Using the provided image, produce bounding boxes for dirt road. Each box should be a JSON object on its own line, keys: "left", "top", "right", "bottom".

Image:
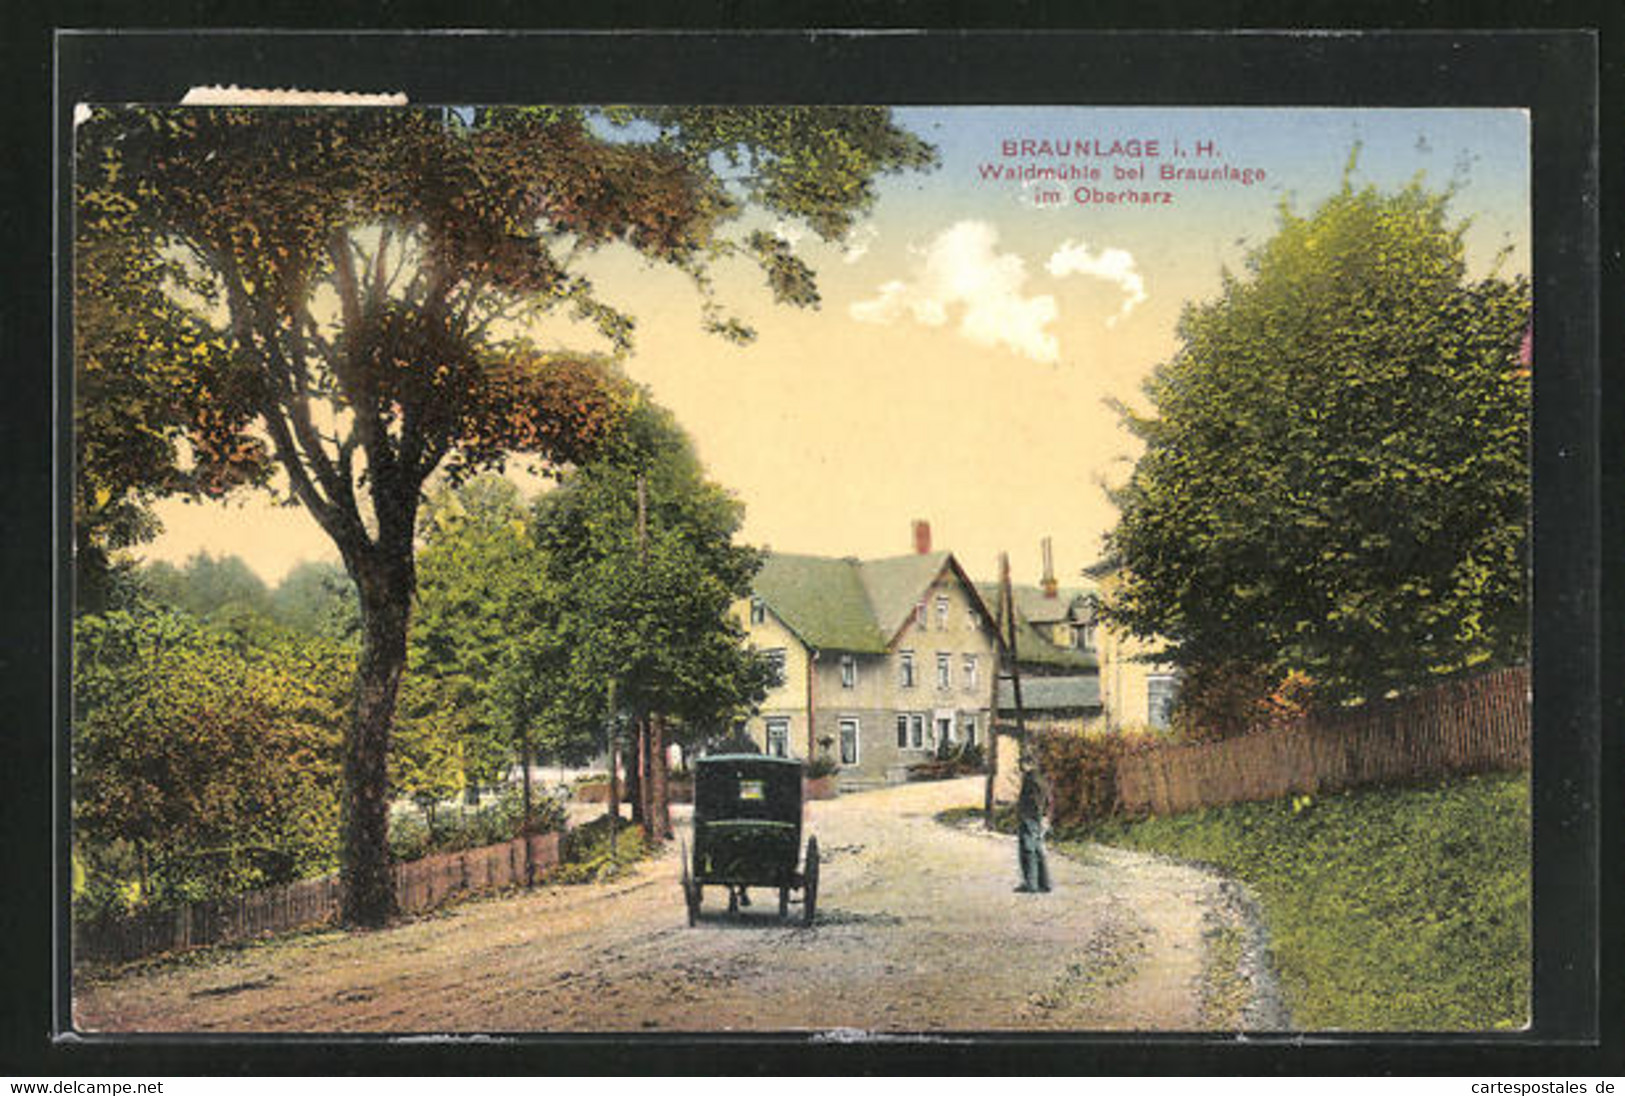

{"left": 74, "top": 777, "right": 1285, "bottom": 1034}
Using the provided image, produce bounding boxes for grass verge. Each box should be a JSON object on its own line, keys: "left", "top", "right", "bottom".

{"left": 1066, "top": 771, "right": 1530, "bottom": 1031}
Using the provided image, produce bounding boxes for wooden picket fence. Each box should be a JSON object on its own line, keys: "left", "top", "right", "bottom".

{"left": 1112, "top": 665, "right": 1530, "bottom": 818}
{"left": 75, "top": 831, "right": 563, "bottom": 966}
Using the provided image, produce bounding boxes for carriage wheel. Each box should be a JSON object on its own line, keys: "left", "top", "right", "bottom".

{"left": 802, "top": 836, "right": 820, "bottom": 926}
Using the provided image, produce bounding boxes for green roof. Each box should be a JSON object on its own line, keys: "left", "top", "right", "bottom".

{"left": 753, "top": 553, "right": 891, "bottom": 653}
{"left": 753, "top": 549, "right": 1001, "bottom": 654}
{"left": 975, "top": 582, "right": 1098, "bottom": 670}
{"left": 856, "top": 551, "right": 956, "bottom": 642}
{"left": 977, "top": 582, "right": 1094, "bottom": 625}
{"left": 996, "top": 675, "right": 1102, "bottom": 712}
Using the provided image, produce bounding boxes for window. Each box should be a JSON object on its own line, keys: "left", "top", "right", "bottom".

{"left": 963, "top": 715, "right": 977, "bottom": 747}
{"left": 839, "top": 718, "right": 860, "bottom": 765}
{"left": 899, "top": 650, "right": 915, "bottom": 688}
{"left": 916, "top": 601, "right": 928, "bottom": 628}
{"left": 963, "top": 654, "right": 978, "bottom": 690}
{"left": 935, "top": 595, "right": 950, "bottom": 630}
{"left": 1074, "top": 623, "right": 1095, "bottom": 651}
{"left": 764, "top": 648, "right": 787, "bottom": 687}
{"left": 765, "top": 718, "right": 790, "bottom": 758}
{"left": 896, "top": 714, "right": 910, "bottom": 748}
{"left": 840, "top": 655, "right": 857, "bottom": 689}
{"left": 1147, "top": 674, "right": 1179, "bottom": 730}
{"left": 749, "top": 597, "right": 766, "bottom": 626}
{"left": 936, "top": 652, "right": 951, "bottom": 689}
{"left": 909, "top": 713, "right": 925, "bottom": 749}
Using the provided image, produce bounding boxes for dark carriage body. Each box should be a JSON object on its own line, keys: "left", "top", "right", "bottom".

{"left": 684, "top": 754, "right": 818, "bottom": 924}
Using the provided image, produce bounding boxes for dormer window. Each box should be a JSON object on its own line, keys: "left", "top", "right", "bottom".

{"left": 840, "top": 655, "right": 857, "bottom": 689}
{"left": 749, "top": 597, "right": 766, "bottom": 626}
{"left": 935, "top": 595, "right": 950, "bottom": 630}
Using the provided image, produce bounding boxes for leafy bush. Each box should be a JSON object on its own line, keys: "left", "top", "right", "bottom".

{"left": 1036, "top": 729, "right": 1162, "bottom": 826}
{"left": 388, "top": 811, "right": 433, "bottom": 863}
{"left": 805, "top": 754, "right": 840, "bottom": 779}
{"left": 907, "top": 741, "right": 985, "bottom": 781}
{"left": 73, "top": 605, "right": 348, "bottom": 911}
{"left": 553, "top": 815, "right": 655, "bottom": 884}
{"left": 1072, "top": 771, "right": 1530, "bottom": 1030}
{"left": 390, "top": 785, "right": 566, "bottom": 863}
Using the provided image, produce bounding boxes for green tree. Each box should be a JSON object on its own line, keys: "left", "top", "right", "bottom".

{"left": 1101, "top": 176, "right": 1530, "bottom": 708}
{"left": 78, "top": 106, "right": 933, "bottom": 925}
{"left": 139, "top": 551, "right": 271, "bottom": 620}
{"left": 505, "top": 397, "right": 774, "bottom": 833}
{"left": 410, "top": 475, "right": 546, "bottom": 795}
{"left": 270, "top": 560, "right": 360, "bottom": 640}
{"left": 73, "top": 606, "right": 349, "bottom": 907}
{"left": 74, "top": 166, "right": 265, "bottom": 613}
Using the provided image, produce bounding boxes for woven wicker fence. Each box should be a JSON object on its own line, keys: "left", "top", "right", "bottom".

{"left": 1113, "top": 665, "right": 1529, "bottom": 818}
{"left": 76, "top": 831, "right": 563, "bottom": 966}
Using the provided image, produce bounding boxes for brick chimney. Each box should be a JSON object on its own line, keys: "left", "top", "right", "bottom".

{"left": 1041, "top": 536, "right": 1058, "bottom": 598}
{"left": 912, "top": 519, "right": 932, "bottom": 555}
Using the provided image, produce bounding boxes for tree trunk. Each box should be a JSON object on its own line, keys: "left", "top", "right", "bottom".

{"left": 649, "top": 712, "right": 671, "bottom": 840}
{"left": 340, "top": 553, "right": 411, "bottom": 928}
{"left": 520, "top": 723, "right": 535, "bottom": 886}
{"left": 626, "top": 717, "right": 645, "bottom": 826}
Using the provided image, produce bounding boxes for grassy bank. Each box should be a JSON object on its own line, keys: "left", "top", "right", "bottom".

{"left": 1068, "top": 771, "right": 1530, "bottom": 1031}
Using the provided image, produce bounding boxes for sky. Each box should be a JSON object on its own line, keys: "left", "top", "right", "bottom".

{"left": 139, "top": 106, "right": 1530, "bottom": 590}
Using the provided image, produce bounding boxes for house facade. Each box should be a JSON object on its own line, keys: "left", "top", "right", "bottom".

{"left": 732, "top": 535, "right": 1003, "bottom": 787}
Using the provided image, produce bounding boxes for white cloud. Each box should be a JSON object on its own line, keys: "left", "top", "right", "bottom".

{"left": 1045, "top": 240, "right": 1147, "bottom": 327}
{"left": 849, "top": 220, "right": 1059, "bottom": 362}
{"left": 772, "top": 220, "right": 805, "bottom": 248}
{"left": 841, "top": 223, "right": 879, "bottom": 264}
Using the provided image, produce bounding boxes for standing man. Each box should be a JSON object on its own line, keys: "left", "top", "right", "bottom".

{"left": 1016, "top": 766, "right": 1052, "bottom": 893}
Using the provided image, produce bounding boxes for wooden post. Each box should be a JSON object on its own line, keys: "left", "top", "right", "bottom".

{"left": 520, "top": 721, "right": 535, "bottom": 886}
{"left": 999, "top": 552, "right": 1029, "bottom": 771}
{"left": 606, "top": 679, "right": 619, "bottom": 864}
{"left": 634, "top": 473, "right": 653, "bottom": 837}
{"left": 983, "top": 583, "right": 1001, "bottom": 829}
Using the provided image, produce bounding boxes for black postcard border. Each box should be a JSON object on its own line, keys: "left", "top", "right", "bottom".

{"left": 9, "top": 23, "right": 1611, "bottom": 1076}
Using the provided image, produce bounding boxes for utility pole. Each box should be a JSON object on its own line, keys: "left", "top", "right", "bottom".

{"left": 606, "top": 678, "right": 619, "bottom": 864}
{"left": 986, "top": 552, "right": 1028, "bottom": 829}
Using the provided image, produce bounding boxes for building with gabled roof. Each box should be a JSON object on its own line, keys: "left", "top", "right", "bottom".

{"left": 734, "top": 532, "right": 1002, "bottom": 787}
{"left": 732, "top": 523, "right": 1116, "bottom": 787}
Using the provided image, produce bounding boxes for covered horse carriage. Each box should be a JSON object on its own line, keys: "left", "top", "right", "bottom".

{"left": 682, "top": 754, "right": 819, "bottom": 925}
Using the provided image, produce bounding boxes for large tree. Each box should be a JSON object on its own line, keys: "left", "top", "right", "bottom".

{"left": 78, "top": 105, "right": 933, "bottom": 924}
{"left": 503, "top": 396, "right": 775, "bottom": 835}
{"left": 411, "top": 475, "right": 545, "bottom": 794}
{"left": 1101, "top": 176, "right": 1530, "bottom": 708}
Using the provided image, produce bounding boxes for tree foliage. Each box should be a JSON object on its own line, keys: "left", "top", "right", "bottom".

{"left": 77, "top": 104, "right": 933, "bottom": 924}
{"left": 73, "top": 605, "right": 350, "bottom": 907}
{"left": 138, "top": 551, "right": 270, "bottom": 620}
{"left": 409, "top": 475, "right": 545, "bottom": 790}
{"left": 1101, "top": 177, "right": 1530, "bottom": 707}
{"left": 502, "top": 397, "right": 774, "bottom": 765}
{"left": 270, "top": 560, "right": 360, "bottom": 640}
